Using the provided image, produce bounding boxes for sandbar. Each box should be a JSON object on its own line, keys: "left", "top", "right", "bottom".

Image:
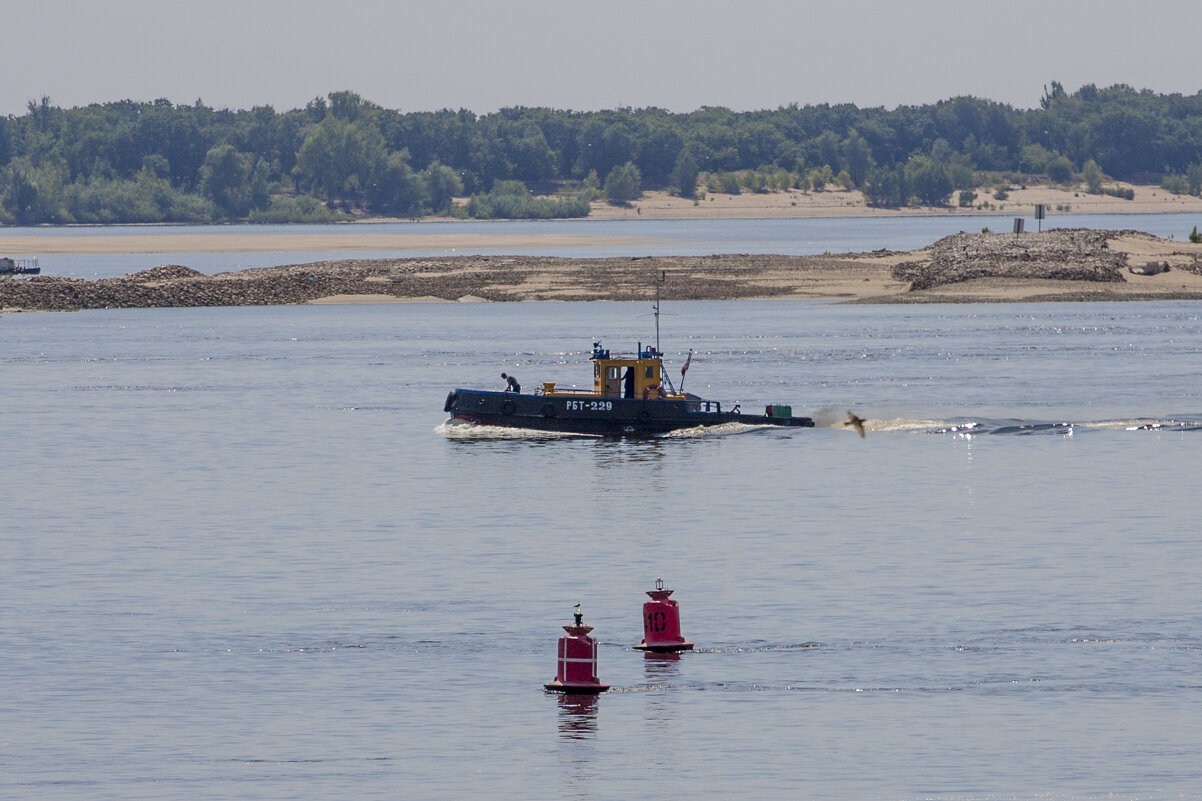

{"left": 4, "top": 229, "right": 1201, "bottom": 313}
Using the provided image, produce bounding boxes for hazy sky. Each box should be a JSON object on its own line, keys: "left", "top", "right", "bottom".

{"left": 6, "top": 0, "right": 1201, "bottom": 118}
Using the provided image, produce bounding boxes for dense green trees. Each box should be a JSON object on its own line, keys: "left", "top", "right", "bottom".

{"left": 603, "top": 162, "right": 642, "bottom": 205}
{"left": 294, "top": 115, "right": 386, "bottom": 207}
{"left": 367, "top": 150, "right": 424, "bottom": 217}
{"left": 4, "top": 82, "right": 1202, "bottom": 224}
{"left": 905, "top": 156, "right": 954, "bottom": 206}
{"left": 466, "top": 179, "right": 590, "bottom": 219}
{"left": 200, "top": 144, "right": 268, "bottom": 218}
{"left": 1190, "top": 163, "right": 1202, "bottom": 194}
{"left": 862, "top": 154, "right": 960, "bottom": 208}
{"left": 422, "top": 162, "right": 464, "bottom": 214}
{"left": 669, "top": 149, "right": 700, "bottom": 198}
{"left": 862, "top": 165, "right": 907, "bottom": 208}
{"left": 1083, "top": 159, "right": 1104, "bottom": 193}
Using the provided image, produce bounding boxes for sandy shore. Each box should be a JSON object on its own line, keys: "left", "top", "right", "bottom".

{"left": 586, "top": 183, "right": 1202, "bottom": 220}
{"left": 2, "top": 183, "right": 1200, "bottom": 258}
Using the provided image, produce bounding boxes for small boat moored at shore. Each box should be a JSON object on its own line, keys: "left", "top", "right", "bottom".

{"left": 444, "top": 338, "right": 813, "bottom": 436}
{"left": 0, "top": 257, "right": 40, "bottom": 277}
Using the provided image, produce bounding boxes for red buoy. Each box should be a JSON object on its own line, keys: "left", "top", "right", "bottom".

{"left": 544, "top": 604, "right": 611, "bottom": 694}
{"left": 634, "top": 578, "right": 694, "bottom": 653}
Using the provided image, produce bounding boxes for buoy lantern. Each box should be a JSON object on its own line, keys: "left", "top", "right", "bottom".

{"left": 544, "top": 604, "right": 611, "bottom": 694}
{"left": 634, "top": 578, "right": 694, "bottom": 653}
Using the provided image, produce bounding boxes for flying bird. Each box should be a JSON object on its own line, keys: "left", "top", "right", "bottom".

{"left": 844, "top": 411, "right": 867, "bottom": 438}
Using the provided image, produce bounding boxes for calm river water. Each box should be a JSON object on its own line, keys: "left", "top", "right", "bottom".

{"left": 3, "top": 289, "right": 1201, "bottom": 800}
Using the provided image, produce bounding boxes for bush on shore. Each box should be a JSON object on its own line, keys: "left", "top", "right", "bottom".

{"left": 248, "top": 196, "right": 348, "bottom": 223}
{"left": 467, "top": 180, "right": 591, "bottom": 219}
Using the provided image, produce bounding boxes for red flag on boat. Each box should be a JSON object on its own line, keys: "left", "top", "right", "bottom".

{"left": 681, "top": 350, "right": 692, "bottom": 377}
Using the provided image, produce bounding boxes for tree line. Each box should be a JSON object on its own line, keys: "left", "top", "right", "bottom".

{"left": 3, "top": 82, "right": 1202, "bottom": 226}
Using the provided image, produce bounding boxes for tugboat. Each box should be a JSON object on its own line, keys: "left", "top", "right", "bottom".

{"left": 445, "top": 274, "right": 814, "bottom": 437}
{"left": 444, "top": 339, "right": 813, "bottom": 436}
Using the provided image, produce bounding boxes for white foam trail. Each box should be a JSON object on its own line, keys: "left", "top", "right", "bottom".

{"left": 811, "top": 407, "right": 966, "bottom": 435}
{"left": 1092, "top": 418, "right": 1197, "bottom": 431}
{"left": 436, "top": 419, "right": 777, "bottom": 440}
{"left": 434, "top": 420, "right": 593, "bottom": 439}
{"left": 660, "top": 422, "right": 768, "bottom": 438}
{"left": 437, "top": 416, "right": 1198, "bottom": 440}
{"left": 870, "top": 417, "right": 973, "bottom": 434}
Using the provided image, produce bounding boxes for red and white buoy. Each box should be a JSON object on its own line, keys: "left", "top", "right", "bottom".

{"left": 634, "top": 578, "right": 694, "bottom": 653}
{"left": 544, "top": 604, "right": 611, "bottom": 694}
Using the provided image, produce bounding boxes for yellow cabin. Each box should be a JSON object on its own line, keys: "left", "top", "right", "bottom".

{"left": 540, "top": 342, "right": 684, "bottom": 400}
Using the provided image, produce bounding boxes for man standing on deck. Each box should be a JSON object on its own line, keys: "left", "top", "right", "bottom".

{"left": 501, "top": 372, "right": 520, "bottom": 393}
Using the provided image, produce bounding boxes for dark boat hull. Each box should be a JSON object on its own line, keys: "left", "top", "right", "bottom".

{"left": 444, "top": 389, "right": 813, "bottom": 436}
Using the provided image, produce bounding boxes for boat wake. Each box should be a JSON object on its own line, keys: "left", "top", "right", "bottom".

{"left": 435, "top": 419, "right": 787, "bottom": 440}
{"left": 814, "top": 414, "right": 1202, "bottom": 437}
{"left": 438, "top": 415, "right": 1202, "bottom": 440}
{"left": 435, "top": 420, "right": 596, "bottom": 440}
{"left": 659, "top": 421, "right": 783, "bottom": 439}
{"left": 929, "top": 417, "right": 1202, "bottom": 436}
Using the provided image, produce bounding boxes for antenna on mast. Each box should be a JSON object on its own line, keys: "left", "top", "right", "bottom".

{"left": 653, "top": 270, "right": 665, "bottom": 354}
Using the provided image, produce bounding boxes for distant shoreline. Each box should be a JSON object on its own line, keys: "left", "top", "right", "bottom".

{"left": 3, "top": 229, "right": 1201, "bottom": 312}
{"left": 585, "top": 183, "right": 1202, "bottom": 222}
{"left": 2, "top": 183, "right": 1201, "bottom": 259}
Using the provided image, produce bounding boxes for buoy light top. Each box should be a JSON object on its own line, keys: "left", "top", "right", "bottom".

{"left": 647, "top": 577, "right": 675, "bottom": 600}
{"left": 564, "top": 603, "right": 594, "bottom": 635}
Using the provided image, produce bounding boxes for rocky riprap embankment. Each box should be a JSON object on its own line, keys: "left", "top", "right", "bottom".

{"left": 891, "top": 228, "right": 1130, "bottom": 291}
{"left": 3, "top": 229, "right": 1197, "bottom": 311}
{"left": 0, "top": 254, "right": 872, "bottom": 311}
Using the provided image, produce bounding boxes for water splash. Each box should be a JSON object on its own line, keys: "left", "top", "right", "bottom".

{"left": 434, "top": 420, "right": 592, "bottom": 440}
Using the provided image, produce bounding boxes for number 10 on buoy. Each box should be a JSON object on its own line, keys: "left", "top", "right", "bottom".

{"left": 634, "top": 578, "right": 694, "bottom": 653}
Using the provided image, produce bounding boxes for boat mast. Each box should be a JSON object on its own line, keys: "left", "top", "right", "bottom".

{"left": 653, "top": 270, "right": 665, "bottom": 354}
{"left": 652, "top": 270, "right": 680, "bottom": 395}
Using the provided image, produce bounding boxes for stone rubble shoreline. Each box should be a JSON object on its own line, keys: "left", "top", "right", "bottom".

{"left": 3, "top": 229, "right": 1201, "bottom": 311}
